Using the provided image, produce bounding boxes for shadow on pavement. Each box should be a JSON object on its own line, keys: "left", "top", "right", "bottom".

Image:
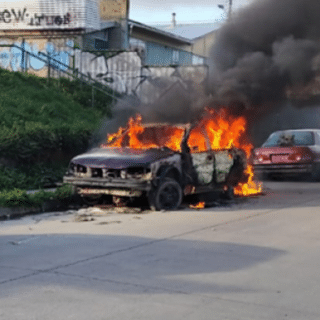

{"left": 0, "top": 233, "right": 286, "bottom": 295}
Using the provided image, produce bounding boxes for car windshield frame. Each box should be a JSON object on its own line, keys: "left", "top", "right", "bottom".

{"left": 262, "top": 131, "right": 315, "bottom": 147}
{"left": 104, "top": 123, "right": 188, "bottom": 151}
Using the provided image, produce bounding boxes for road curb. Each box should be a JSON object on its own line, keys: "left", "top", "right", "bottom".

{"left": 0, "top": 200, "right": 70, "bottom": 220}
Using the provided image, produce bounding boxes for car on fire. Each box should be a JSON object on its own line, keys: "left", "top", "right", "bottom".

{"left": 253, "top": 129, "right": 320, "bottom": 180}
{"left": 63, "top": 121, "right": 249, "bottom": 211}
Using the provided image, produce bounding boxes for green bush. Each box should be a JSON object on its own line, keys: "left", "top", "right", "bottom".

{"left": 0, "top": 184, "right": 73, "bottom": 208}
{"left": 0, "top": 163, "right": 68, "bottom": 190}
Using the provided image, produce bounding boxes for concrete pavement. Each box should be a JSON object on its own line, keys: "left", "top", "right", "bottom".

{"left": 1, "top": 181, "right": 320, "bottom": 320}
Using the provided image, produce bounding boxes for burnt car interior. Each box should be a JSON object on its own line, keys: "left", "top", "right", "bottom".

{"left": 64, "top": 122, "right": 248, "bottom": 211}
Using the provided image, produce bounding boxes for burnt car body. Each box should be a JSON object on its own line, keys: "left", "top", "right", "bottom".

{"left": 253, "top": 129, "right": 320, "bottom": 180}
{"left": 64, "top": 123, "right": 248, "bottom": 210}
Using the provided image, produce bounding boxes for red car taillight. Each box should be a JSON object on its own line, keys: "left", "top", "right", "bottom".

{"left": 288, "top": 152, "right": 313, "bottom": 162}
{"left": 253, "top": 151, "right": 269, "bottom": 163}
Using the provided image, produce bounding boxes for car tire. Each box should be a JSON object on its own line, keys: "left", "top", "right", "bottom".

{"left": 148, "top": 178, "right": 183, "bottom": 211}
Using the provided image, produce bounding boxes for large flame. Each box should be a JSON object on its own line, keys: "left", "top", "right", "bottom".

{"left": 102, "top": 107, "right": 262, "bottom": 196}
{"left": 235, "top": 165, "right": 262, "bottom": 196}
{"left": 104, "top": 114, "right": 185, "bottom": 152}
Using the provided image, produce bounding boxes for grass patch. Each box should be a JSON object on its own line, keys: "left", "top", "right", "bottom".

{"left": 0, "top": 68, "right": 117, "bottom": 198}
{"left": 0, "top": 69, "right": 105, "bottom": 164}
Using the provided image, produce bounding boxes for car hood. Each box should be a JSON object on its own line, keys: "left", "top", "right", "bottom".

{"left": 71, "top": 147, "right": 176, "bottom": 169}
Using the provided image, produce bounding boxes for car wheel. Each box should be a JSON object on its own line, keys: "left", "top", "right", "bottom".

{"left": 148, "top": 178, "right": 183, "bottom": 211}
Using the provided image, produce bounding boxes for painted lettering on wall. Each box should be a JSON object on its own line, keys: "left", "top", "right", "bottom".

{"left": 0, "top": 8, "right": 71, "bottom": 27}
{"left": 0, "top": 40, "right": 74, "bottom": 72}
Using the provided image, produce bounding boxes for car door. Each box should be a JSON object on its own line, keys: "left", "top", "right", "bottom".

{"left": 190, "top": 151, "right": 215, "bottom": 185}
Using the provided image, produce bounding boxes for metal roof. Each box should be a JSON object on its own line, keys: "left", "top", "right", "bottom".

{"left": 128, "top": 20, "right": 193, "bottom": 45}
{"left": 153, "top": 22, "right": 222, "bottom": 40}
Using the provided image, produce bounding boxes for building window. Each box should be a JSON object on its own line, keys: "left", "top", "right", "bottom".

{"left": 172, "top": 50, "right": 179, "bottom": 64}
{"left": 94, "top": 39, "right": 108, "bottom": 50}
{"left": 192, "top": 55, "right": 204, "bottom": 65}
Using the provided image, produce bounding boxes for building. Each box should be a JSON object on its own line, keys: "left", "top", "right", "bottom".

{"left": 0, "top": 0, "right": 219, "bottom": 100}
{"left": 154, "top": 18, "right": 223, "bottom": 61}
{"left": 82, "top": 19, "right": 207, "bottom": 67}
{"left": 0, "top": 0, "right": 216, "bottom": 75}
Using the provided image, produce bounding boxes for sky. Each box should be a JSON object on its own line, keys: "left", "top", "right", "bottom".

{"left": 129, "top": 0, "right": 255, "bottom": 25}
{"left": 4, "top": 0, "right": 254, "bottom": 25}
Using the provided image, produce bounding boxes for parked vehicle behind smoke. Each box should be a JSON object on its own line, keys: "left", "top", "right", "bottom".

{"left": 253, "top": 129, "right": 320, "bottom": 180}
{"left": 63, "top": 122, "right": 249, "bottom": 211}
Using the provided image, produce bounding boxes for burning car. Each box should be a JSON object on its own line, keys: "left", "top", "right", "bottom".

{"left": 253, "top": 129, "right": 320, "bottom": 180}
{"left": 64, "top": 108, "right": 261, "bottom": 210}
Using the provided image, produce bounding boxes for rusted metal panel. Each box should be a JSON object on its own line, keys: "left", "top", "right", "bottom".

{"left": 99, "top": 0, "right": 129, "bottom": 21}
{"left": 0, "top": 0, "right": 99, "bottom": 31}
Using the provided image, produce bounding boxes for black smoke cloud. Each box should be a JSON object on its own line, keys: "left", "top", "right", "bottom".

{"left": 95, "top": 0, "right": 320, "bottom": 147}
{"left": 208, "top": 0, "right": 320, "bottom": 115}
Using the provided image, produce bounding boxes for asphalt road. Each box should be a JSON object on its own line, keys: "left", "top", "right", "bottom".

{"left": 1, "top": 180, "right": 320, "bottom": 320}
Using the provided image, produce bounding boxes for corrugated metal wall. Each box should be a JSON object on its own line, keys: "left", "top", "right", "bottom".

{"left": 73, "top": 50, "right": 207, "bottom": 102}
{"left": 179, "top": 50, "right": 193, "bottom": 66}
{"left": 145, "top": 42, "right": 172, "bottom": 66}
{"left": 145, "top": 41, "right": 194, "bottom": 67}
{"left": 0, "top": 0, "right": 99, "bottom": 30}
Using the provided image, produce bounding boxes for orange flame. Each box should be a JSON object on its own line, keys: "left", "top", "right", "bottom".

{"left": 103, "top": 114, "right": 184, "bottom": 151}
{"left": 190, "top": 201, "right": 206, "bottom": 209}
{"left": 102, "top": 107, "right": 262, "bottom": 196}
{"left": 234, "top": 165, "right": 263, "bottom": 196}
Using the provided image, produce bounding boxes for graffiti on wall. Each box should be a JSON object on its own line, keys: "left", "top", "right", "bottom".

{"left": 74, "top": 50, "right": 207, "bottom": 104}
{"left": 0, "top": 8, "right": 72, "bottom": 27}
{"left": 0, "top": 40, "right": 207, "bottom": 103}
{"left": 74, "top": 50, "right": 142, "bottom": 95}
{"left": 0, "top": 39, "right": 74, "bottom": 72}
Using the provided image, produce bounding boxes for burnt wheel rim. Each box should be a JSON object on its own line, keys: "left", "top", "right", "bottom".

{"left": 158, "top": 184, "right": 180, "bottom": 210}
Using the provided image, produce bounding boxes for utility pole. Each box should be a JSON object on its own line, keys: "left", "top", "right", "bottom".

{"left": 228, "top": 0, "right": 232, "bottom": 19}
{"left": 218, "top": 0, "right": 233, "bottom": 20}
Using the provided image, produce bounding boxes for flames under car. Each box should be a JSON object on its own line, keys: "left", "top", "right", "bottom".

{"left": 64, "top": 122, "right": 249, "bottom": 210}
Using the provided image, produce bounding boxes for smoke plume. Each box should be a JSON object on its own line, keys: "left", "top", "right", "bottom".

{"left": 208, "top": 0, "right": 320, "bottom": 116}
{"left": 95, "top": 0, "right": 320, "bottom": 147}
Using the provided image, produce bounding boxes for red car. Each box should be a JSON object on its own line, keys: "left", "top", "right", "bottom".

{"left": 253, "top": 129, "right": 320, "bottom": 180}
